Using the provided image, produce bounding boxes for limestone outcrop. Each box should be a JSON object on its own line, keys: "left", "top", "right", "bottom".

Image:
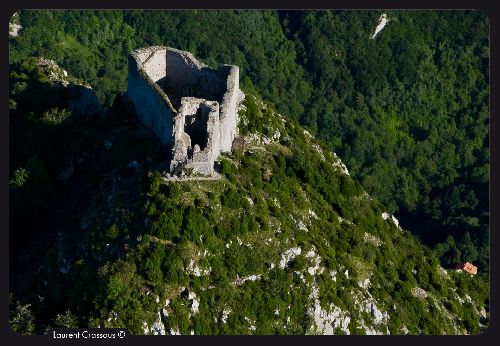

{"left": 127, "top": 46, "right": 244, "bottom": 176}
{"left": 37, "top": 57, "right": 100, "bottom": 117}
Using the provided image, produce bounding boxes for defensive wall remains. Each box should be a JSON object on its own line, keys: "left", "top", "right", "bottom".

{"left": 127, "top": 46, "right": 244, "bottom": 176}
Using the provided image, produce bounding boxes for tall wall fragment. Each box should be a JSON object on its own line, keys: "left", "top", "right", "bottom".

{"left": 126, "top": 46, "right": 244, "bottom": 175}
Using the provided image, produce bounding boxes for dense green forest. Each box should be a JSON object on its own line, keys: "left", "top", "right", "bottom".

{"left": 9, "top": 10, "right": 488, "bottom": 274}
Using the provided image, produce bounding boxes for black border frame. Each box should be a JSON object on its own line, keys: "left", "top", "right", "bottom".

{"left": 2, "top": 1, "right": 497, "bottom": 345}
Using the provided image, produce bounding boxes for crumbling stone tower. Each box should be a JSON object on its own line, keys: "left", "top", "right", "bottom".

{"left": 127, "top": 46, "right": 244, "bottom": 176}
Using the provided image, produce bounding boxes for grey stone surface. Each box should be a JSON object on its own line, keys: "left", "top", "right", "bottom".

{"left": 170, "top": 98, "right": 220, "bottom": 176}
{"left": 67, "top": 84, "right": 100, "bottom": 117}
{"left": 127, "top": 46, "right": 244, "bottom": 176}
{"left": 127, "top": 51, "right": 175, "bottom": 145}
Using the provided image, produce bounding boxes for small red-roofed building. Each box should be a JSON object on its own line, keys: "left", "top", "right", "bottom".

{"left": 456, "top": 262, "right": 478, "bottom": 276}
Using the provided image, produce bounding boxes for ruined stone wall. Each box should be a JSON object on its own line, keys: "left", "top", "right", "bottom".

{"left": 170, "top": 111, "right": 191, "bottom": 174}
{"left": 163, "top": 49, "right": 207, "bottom": 93}
{"left": 127, "top": 46, "right": 244, "bottom": 176}
{"left": 142, "top": 48, "right": 167, "bottom": 82}
{"left": 127, "top": 53, "right": 175, "bottom": 144}
{"left": 162, "top": 56, "right": 244, "bottom": 152}
{"left": 162, "top": 49, "right": 226, "bottom": 107}
{"left": 170, "top": 98, "right": 220, "bottom": 176}
{"left": 218, "top": 65, "right": 245, "bottom": 152}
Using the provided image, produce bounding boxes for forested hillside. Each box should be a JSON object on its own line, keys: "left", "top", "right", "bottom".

{"left": 9, "top": 10, "right": 489, "bottom": 272}
{"left": 280, "top": 11, "right": 489, "bottom": 271}
{"left": 8, "top": 61, "right": 489, "bottom": 333}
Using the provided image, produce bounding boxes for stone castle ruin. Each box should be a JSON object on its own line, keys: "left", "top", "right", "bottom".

{"left": 127, "top": 46, "right": 244, "bottom": 176}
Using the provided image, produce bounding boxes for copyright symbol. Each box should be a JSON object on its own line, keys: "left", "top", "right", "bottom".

{"left": 117, "top": 330, "right": 126, "bottom": 338}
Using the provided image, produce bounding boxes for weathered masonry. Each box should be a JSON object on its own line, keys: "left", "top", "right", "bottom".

{"left": 127, "top": 46, "right": 244, "bottom": 176}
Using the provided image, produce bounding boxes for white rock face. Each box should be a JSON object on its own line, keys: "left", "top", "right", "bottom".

{"left": 244, "top": 316, "right": 257, "bottom": 331}
{"left": 338, "top": 216, "right": 353, "bottom": 225}
{"left": 244, "top": 132, "right": 262, "bottom": 146}
{"left": 221, "top": 307, "right": 231, "bottom": 323}
{"left": 305, "top": 246, "right": 324, "bottom": 276}
{"left": 390, "top": 215, "right": 400, "bottom": 227}
{"left": 188, "top": 291, "right": 200, "bottom": 314}
{"left": 438, "top": 266, "right": 450, "bottom": 278}
{"left": 332, "top": 152, "right": 350, "bottom": 175}
{"left": 234, "top": 274, "right": 261, "bottom": 286}
{"left": 151, "top": 317, "right": 166, "bottom": 335}
{"left": 296, "top": 219, "right": 308, "bottom": 232}
{"left": 308, "top": 282, "right": 351, "bottom": 335}
{"left": 302, "top": 126, "right": 350, "bottom": 176}
{"left": 9, "top": 23, "right": 22, "bottom": 37}
{"left": 359, "top": 278, "right": 371, "bottom": 289}
{"left": 9, "top": 12, "right": 22, "bottom": 37}
{"left": 371, "top": 13, "right": 390, "bottom": 39}
{"left": 143, "top": 312, "right": 166, "bottom": 335}
{"left": 382, "top": 212, "right": 402, "bottom": 231}
{"left": 187, "top": 258, "right": 211, "bottom": 277}
{"left": 279, "top": 246, "right": 302, "bottom": 269}
{"left": 312, "top": 143, "right": 326, "bottom": 161}
{"left": 142, "top": 322, "right": 149, "bottom": 334}
{"left": 349, "top": 285, "right": 390, "bottom": 334}
{"left": 330, "top": 270, "right": 337, "bottom": 282}
{"left": 370, "top": 303, "right": 385, "bottom": 324}
{"left": 170, "top": 327, "right": 181, "bottom": 335}
{"left": 411, "top": 287, "right": 429, "bottom": 299}
{"left": 308, "top": 209, "right": 319, "bottom": 219}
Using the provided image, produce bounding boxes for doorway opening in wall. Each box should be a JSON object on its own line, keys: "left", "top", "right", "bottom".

{"left": 184, "top": 106, "right": 209, "bottom": 159}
